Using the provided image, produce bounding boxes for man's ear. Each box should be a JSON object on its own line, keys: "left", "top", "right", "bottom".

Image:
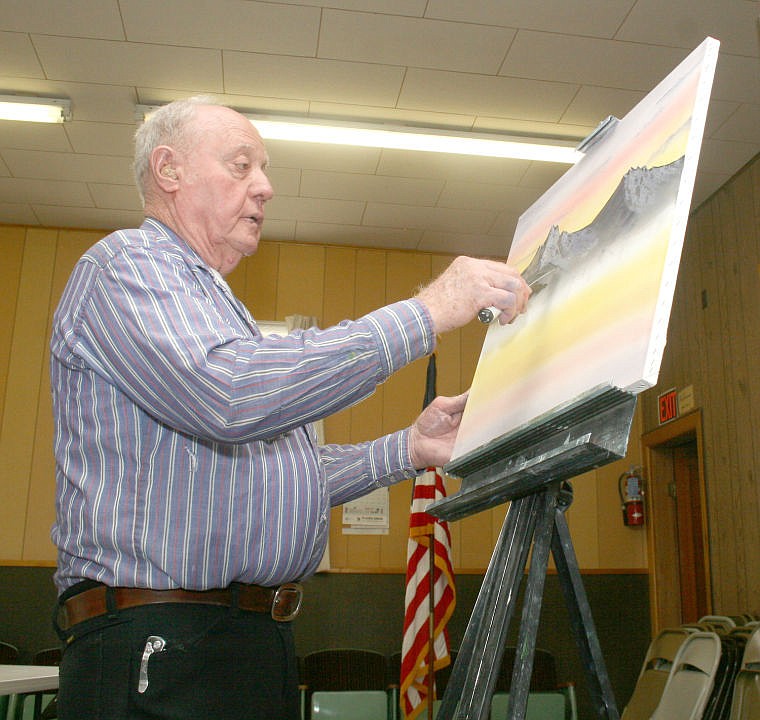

{"left": 152, "top": 146, "right": 179, "bottom": 190}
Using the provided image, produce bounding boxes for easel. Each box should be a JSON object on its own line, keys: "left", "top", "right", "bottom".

{"left": 428, "top": 385, "right": 636, "bottom": 720}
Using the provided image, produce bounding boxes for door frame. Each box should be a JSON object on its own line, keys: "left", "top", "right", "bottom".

{"left": 641, "top": 409, "right": 712, "bottom": 634}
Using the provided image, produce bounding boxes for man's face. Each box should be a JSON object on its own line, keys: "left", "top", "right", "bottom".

{"left": 175, "top": 106, "right": 274, "bottom": 270}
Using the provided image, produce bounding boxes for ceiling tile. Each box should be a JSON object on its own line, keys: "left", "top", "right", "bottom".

{"left": 260, "top": 218, "right": 296, "bottom": 242}
{"left": 692, "top": 171, "right": 732, "bottom": 206}
{"left": 701, "top": 99, "right": 740, "bottom": 137}
{"left": 319, "top": 9, "right": 515, "bottom": 74}
{"left": 488, "top": 209, "right": 525, "bottom": 239}
{"left": 273, "top": 0, "right": 426, "bottom": 13}
{"left": 265, "top": 140, "right": 381, "bottom": 174}
{"left": 363, "top": 202, "right": 496, "bottom": 234}
{"left": 294, "top": 222, "right": 422, "bottom": 249}
{"left": 88, "top": 183, "right": 141, "bottom": 211}
{"left": 417, "top": 230, "right": 509, "bottom": 257}
{"left": 399, "top": 68, "right": 578, "bottom": 121}
{"left": 0, "top": 177, "right": 93, "bottom": 205}
{"left": 0, "top": 121, "right": 72, "bottom": 152}
{"left": 712, "top": 103, "right": 760, "bottom": 144}
{"left": 436, "top": 181, "right": 542, "bottom": 213}
{"left": 376, "top": 149, "right": 530, "bottom": 185}
{"left": 265, "top": 167, "right": 301, "bottom": 198}
{"left": 1, "top": 31, "right": 46, "bottom": 77}
{"left": 2, "top": 148, "right": 134, "bottom": 184}
{"left": 308, "top": 101, "right": 477, "bottom": 132}
{"left": 120, "top": 0, "right": 320, "bottom": 56}
{"left": 32, "top": 204, "right": 143, "bottom": 229}
{"left": 31, "top": 35, "right": 223, "bottom": 91}
{"left": 300, "top": 170, "right": 443, "bottom": 206}
{"left": 518, "top": 161, "right": 569, "bottom": 189}
{"left": 267, "top": 196, "right": 365, "bottom": 225}
{"left": 64, "top": 122, "right": 135, "bottom": 156}
{"left": 698, "top": 138, "right": 760, "bottom": 175}
{"left": 0, "top": 0, "right": 125, "bottom": 39}
{"left": 616, "top": 0, "right": 760, "bottom": 57}
{"left": 0, "top": 202, "right": 40, "bottom": 225}
{"left": 561, "top": 86, "right": 645, "bottom": 127}
{"left": 223, "top": 51, "right": 405, "bottom": 106}
{"left": 711, "top": 53, "right": 760, "bottom": 105}
{"left": 425, "top": 0, "right": 636, "bottom": 38}
{"left": 502, "top": 32, "right": 688, "bottom": 92}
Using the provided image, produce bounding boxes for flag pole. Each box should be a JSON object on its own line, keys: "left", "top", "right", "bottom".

{"left": 424, "top": 354, "right": 438, "bottom": 720}
{"left": 427, "top": 531, "right": 435, "bottom": 720}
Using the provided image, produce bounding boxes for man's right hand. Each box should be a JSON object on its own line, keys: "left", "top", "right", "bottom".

{"left": 415, "top": 256, "right": 531, "bottom": 334}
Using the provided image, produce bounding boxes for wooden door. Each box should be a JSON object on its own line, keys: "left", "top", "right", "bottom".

{"left": 642, "top": 410, "right": 711, "bottom": 633}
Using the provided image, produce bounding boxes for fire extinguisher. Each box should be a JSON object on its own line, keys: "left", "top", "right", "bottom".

{"left": 619, "top": 467, "right": 645, "bottom": 526}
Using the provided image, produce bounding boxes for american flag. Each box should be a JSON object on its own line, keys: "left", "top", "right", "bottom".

{"left": 399, "top": 465, "right": 456, "bottom": 719}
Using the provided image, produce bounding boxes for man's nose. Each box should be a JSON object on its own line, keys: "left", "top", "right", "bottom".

{"left": 253, "top": 171, "right": 274, "bottom": 202}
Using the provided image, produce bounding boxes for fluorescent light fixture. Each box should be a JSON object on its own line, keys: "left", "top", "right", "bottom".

{"left": 0, "top": 95, "right": 72, "bottom": 123}
{"left": 135, "top": 104, "right": 583, "bottom": 164}
{"left": 251, "top": 116, "right": 583, "bottom": 163}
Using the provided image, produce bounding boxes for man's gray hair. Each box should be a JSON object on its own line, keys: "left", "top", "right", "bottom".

{"left": 133, "top": 95, "right": 220, "bottom": 205}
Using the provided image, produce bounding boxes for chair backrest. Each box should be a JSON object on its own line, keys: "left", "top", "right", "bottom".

{"left": 651, "top": 631, "right": 722, "bottom": 720}
{"left": 490, "top": 691, "right": 567, "bottom": 720}
{"left": 33, "top": 648, "right": 62, "bottom": 666}
{"left": 300, "top": 649, "right": 390, "bottom": 720}
{"left": 699, "top": 615, "right": 736, "bottom": 632}
{"left": 729, "top": 625, "right": 760, "bottom": 720}
{"left": 301, "top": 648, "right": 389, "bottom": 692}
{"left": 494, "top": 647, "right": 558, "bottom": 692}
{"left": 311, "top": 690, "right": 389, "bottom": 720}
{"left": 0, "top": 641, "right": 19, "bottom": 663}
{"left": 702, "top": 632, "right": 747, "bottom": 720}
{"left": 621, "top": 627, "right": 692, "bottom": 720}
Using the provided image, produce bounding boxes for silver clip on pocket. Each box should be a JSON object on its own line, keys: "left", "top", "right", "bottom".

{"left": 138, "top": 635, "right": 166, "bottom": 694}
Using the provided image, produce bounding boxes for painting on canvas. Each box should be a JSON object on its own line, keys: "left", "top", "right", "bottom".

{"left": 451, "top": 37, "right": 720, "bottom": 463}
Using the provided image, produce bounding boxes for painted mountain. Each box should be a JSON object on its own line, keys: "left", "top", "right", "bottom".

{"left": 523, "top": 157, "right": 685, "bottom": 297}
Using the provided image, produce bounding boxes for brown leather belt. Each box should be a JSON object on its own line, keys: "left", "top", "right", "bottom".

{"left": 59, "top": 582, "right": 303, "bottom": 629}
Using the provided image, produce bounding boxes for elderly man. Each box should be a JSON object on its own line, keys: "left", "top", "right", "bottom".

{"left": 49, "top": 96, "right": 530, "bottom": 719}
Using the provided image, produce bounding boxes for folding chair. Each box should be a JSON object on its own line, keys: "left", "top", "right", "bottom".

{"left": 300, "top": 649, "right": 390, "bottom": 720}
{"left": 728, "top": 624, "right": 760, "bottom": 720}
{"left": 621, "top": 627, "right": 692, "bottom": 720}
{"left": 651, "top": 631, "right": 722, "bottom": 720}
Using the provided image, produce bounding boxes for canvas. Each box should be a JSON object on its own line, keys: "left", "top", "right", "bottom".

{"left": 451, "top": 37, "right": 720, "bottom": 463}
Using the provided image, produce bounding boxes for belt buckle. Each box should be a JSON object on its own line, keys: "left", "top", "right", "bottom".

{"left": 271, "top": 583, "right": 302, "bottom": 622}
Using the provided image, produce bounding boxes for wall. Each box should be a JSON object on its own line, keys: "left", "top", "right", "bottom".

{"left": 0, "top": 224, "right": 647, "bottom": 572}
{"left": 639, "top": 152, "right": 760, "bottom": 616}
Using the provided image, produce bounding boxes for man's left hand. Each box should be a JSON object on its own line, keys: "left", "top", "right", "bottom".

{"left": 408, "top": 391, "right": 469, "bottom": 469}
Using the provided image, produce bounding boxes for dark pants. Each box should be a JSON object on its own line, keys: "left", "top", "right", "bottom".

{"left": 55, "top": 596, "right": 301, "bottom": 720}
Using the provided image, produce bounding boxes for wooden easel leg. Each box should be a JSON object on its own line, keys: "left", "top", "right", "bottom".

{"left": 436, "top": 492, "right": 542, "bottom": 720}
{"left": 505, "top": 483, "right": 559, "bottom": 720}
{"left": 551, "top": 483, "right": 620, "bottom": 720}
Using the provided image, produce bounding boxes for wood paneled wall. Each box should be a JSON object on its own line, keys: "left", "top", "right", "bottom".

{"left": 0, "top": 224, "right": 647, "bottom": 572}
{"left": 639, "top": 152, "right": 760, "bottom": 614}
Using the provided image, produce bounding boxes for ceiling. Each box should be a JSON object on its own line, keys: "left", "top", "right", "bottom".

{"left": 1, "top": 0, "right": 759, "bottom": 257}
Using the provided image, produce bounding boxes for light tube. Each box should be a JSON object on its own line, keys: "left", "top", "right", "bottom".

{"left": 136, "top": 105, "right": 583, "bottom": 163}
{"left": 0, "top": 95, "right": 71, "bottom": 123}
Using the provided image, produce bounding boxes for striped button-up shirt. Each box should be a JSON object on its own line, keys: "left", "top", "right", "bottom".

{"left": 50, "top": 219, "right": 434, "bottom": 593}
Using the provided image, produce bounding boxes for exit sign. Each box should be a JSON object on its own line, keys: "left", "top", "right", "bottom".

{"left": 658, "top": 388, "right": 678, "bottom": 424}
